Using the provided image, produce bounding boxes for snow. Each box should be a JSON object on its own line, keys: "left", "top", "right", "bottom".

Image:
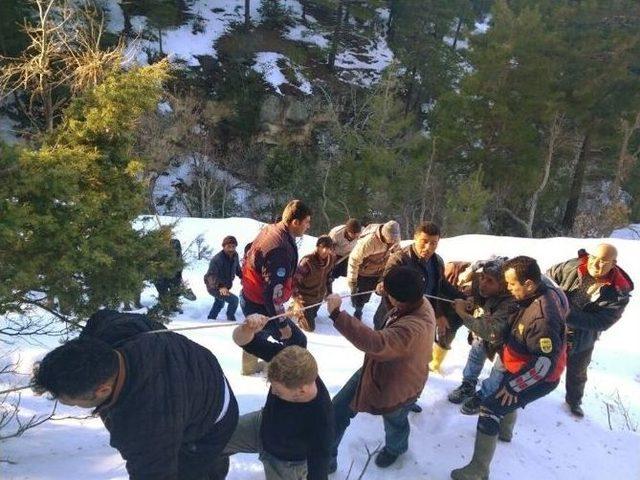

{"left": 611, "top": 224, "right": 640, "bottom": 240}
{"left": 284, "top": 24, "right": 330, "bottom": 49}
{"left": 252, "top": 51, "right": 313, "bottom": 95}
{"left": 2, "top": 218, "right": 639, "bottom": 479}
{"left": 100, "top": 0, "right": 124, "bottom": 34}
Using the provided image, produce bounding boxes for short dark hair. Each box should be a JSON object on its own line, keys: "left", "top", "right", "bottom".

{"left": 316, "top": 235, "right": 334, "bottom": 248}
{"left": 345, "top": 218, "right": 362, "bottom": 234}
{"left": 222, "top": 235, "right": 238, "bottom": 247}
{"left": 33, "top": 338, "right": 118, "bottom": 398}
{"left": 383, "top": 266, "right": 425, "bottom": 303}
{"left": 503, "top": 256, "right": 541, "bottom": 284}
{"left": 414, "top": 221, "right": 440, "bottom": 237}
{"left": 282, "top": 200, "right": 312, "bottom": 224}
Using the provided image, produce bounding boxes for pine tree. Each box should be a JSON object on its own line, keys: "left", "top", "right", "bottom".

{"left": 0, "top": 61, "right": 179, "bottom": 322}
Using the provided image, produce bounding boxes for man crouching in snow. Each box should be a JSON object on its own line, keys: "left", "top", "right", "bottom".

{"left": 228, "top": 314, "right": 334, "bottom": 480}
{"left": 32, "top": 310, "right": 238, "bottom": 480}
{"left": 325, "top": 266, "right": 435, "bottom": 471}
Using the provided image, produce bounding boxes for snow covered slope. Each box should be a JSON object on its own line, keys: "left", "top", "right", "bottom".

{"left": 1, "top": 216, "right": 639, "bottom": 479}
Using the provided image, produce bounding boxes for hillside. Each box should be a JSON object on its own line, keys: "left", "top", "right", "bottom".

{"left": 1, "top": 216, "right": 639, "bottom": 479}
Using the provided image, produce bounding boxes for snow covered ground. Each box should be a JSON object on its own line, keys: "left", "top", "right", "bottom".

{"left": 1, "top": 216, "right": 639, "bottom": 479}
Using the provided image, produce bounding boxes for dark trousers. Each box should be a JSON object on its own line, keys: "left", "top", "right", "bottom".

{"left": 179, "top": 395, "right": 239, "bottom": 480}
{"left": 478, "top": 379, "right": 559, "bottom": 436}
{"left": 565, "top": 347, "right": 594, "bottom": 406}
{"left": 332, "top": 369, "right": 412, "bottom": 461}
{"left": 239, "top": 292, "right": 307, "bottom": 347}
{"left": 300, "top": 305, "right": 320, "bottom": 331}
{"left": 351, "top": 276, "right": 380, "bottom": 317}
{"left": 208, "top": 292, "right": 239, "bottom": 320}
{"left": 327, "top": 259, "right": 348, "bottom": 294}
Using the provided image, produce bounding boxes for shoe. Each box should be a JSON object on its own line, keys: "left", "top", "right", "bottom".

{"left": 374, "top": 448, "right": 399, "bottom": 468}
{"left": 568, "top": 403, "right": 584, "bottom": 418}
{"left": 207, "top": 315, "right": 217, "bottom": 320}
{"left": 182, "top": 288, "right": 197, "bottom": 301}
{"left": 460, "top": 393, "right": 482, "bottom": 415}
{"left": 226, "top": 315, "right": 237, "bottom": 322}
{"left": 450, "top": 431, "right": 497, "bottom": 480}
{"left": 409, "top": 403, "right": 423, "bottom": 413}
{"left": 448, "top": 380, "right": 477, "bottom": 404}
{"left": 429, "top": 344, "right": 448, "bottom": 373}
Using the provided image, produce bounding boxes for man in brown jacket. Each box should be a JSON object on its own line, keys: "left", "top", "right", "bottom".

{"left": 293, "top": 235, "right": 336, "bottom": 331}
{"left": 325, "top": 266, "right": 436, "bottom": 472}
{"left": 346, "top": 220, "right": 401, "bottom": 319}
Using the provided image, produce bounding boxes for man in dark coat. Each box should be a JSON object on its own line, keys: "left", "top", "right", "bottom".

{"left": 372, "top": 222, "right": 463, "bottom": 373}
{"left": 451, "top": 256, "right": 569, "bottom": 480}
{"left": 239, "top": 199, "right": 311, "bottom": 375}
{"left": 205, "top": 236, "right": 242, "bottom": 321}
{"left": 547, "top": 244, "right": 633, "bottom": 417}
{"left": 32, "top": 309, "right": 238, "bottom": 480}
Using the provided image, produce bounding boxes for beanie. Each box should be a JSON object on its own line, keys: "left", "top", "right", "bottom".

{"left": 381, "top": 220, "right": 401, "bottom": 244}
{"left": 383, "top": 266, "right": 425, "bottom": 303}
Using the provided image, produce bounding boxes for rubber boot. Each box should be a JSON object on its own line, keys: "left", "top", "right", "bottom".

{"left": 450, "top": 431, "right": 497, "bottom": 480}
{"left": 241, "top": 351, "right": 259, "bottom": 375}
{"left": 429, "top": 344, "right": 448, "bottom": 373}
{"left": 498, "top": 410, "right": 517, "bottom": 442}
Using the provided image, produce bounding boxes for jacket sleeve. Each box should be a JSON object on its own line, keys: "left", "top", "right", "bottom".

{"left": 565, "top": 293, "right": 629, "bottom": 332}
{"left": 294, "top": 257, "right": 312, "bottom": 291}
{"left": 235, "top": 254, "right": 242, "bottom": 279}
{"left": 261, "top": 247, "right": 292, "bottom": 317}
{"left": 346, "top": 237, "right": 369, "bottom": 288}
{"left": 204, "top": 258, "right": 219, "bottom": 290}
{"left": 502, "top": 318, "right": 563, "bottom": 395}
{"left": 382, "top": 250, "right": 404, "bottom": 278}
{"left": 462, "top": 302, "right": 516, "bottom": 346}
{"left": 546, "top": 261, "right": 568, "bottom": 285}
{"left": 333, "top": 310, "right": 420, "bottom": 360}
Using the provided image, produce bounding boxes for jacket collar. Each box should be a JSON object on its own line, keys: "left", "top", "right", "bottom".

{"left": 93, "top": 350, "right": 126, "bottom": 416}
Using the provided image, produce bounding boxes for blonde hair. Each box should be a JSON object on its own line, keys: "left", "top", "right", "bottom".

{"left": 267, "top": 346, "right": 318, "bottom": 388}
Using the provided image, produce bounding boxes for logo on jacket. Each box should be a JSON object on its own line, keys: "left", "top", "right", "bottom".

{"left": 518, "top": 323, "right": 524, "bottom": 336}
{"left": 276, "top": 267, "right": 286, "bottom": 278}
{"left": 539, "top": 337, "right": 553, "bottom": 354}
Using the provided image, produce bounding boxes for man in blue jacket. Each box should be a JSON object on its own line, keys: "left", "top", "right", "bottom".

{"left": 205, "top": 235, "right": 243, "bottom": 321}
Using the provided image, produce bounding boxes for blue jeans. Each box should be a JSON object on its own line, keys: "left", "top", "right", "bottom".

{"left": 208, "top": 292, "right": 239, "bottom": 319}
{"left": 463, "top": 340, "right": 505, "bottom": 399}
{"left": 332, "top": 369, "right": 411, "bottom": 461}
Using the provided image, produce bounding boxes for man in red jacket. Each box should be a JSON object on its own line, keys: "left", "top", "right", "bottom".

{"left": 239, "top": 199, "right": 311, "bottom": 375}
{"left": 451, "top": 256, "right": 569, "bottom": 480}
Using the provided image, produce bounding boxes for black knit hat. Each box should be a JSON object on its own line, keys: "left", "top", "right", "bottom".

{"left": 222, "top": 235, "right": 238, "bottom": 247}
{"left": 383, "top": 266, "right": 425, "bottom": 303}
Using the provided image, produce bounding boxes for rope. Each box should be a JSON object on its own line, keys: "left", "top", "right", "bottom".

{"left": 0, "top": 290, "right": 456, "bottom": 395}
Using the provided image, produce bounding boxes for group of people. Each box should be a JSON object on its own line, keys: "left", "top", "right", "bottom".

{"left": 31, "top": 199, "right": 634, "bottom": 480}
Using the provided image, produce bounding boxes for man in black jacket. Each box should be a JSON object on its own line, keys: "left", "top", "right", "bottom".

{"left": 228, "top": 314, "right": 333, "bottom": 480}
{"left": 205, "top": 236, "right": 242, "bottom": 321}
{"left": 372, "top": 222, "right": 463, "bottom": 372}
{"left": 547, "top": 244, "right": 634, "bottom": 417}
{"left": 32, "top": 310, "right": 238, "bottom": 480}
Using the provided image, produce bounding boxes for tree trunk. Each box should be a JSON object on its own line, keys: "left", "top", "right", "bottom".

{"left": 327, "top": 1, "right": 344, "bottom": 71}
{"left": 451, "top": 18, "right": 463, "bottom": 50}
{"left": 158, "top": 27, "right": 163, "bottom": 56}
{"left": 562, "top": 132, "right": 590, "bottom": 232}
{"left": 404, "top": 64, "right": 417, "bottom": 117}
{"left": 244, "top": 0, "right": 250, "bottom": 28}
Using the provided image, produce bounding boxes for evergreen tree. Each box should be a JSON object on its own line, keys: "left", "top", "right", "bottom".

{"left": 0, "top": 61, "right": 179, "bottom": 321}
